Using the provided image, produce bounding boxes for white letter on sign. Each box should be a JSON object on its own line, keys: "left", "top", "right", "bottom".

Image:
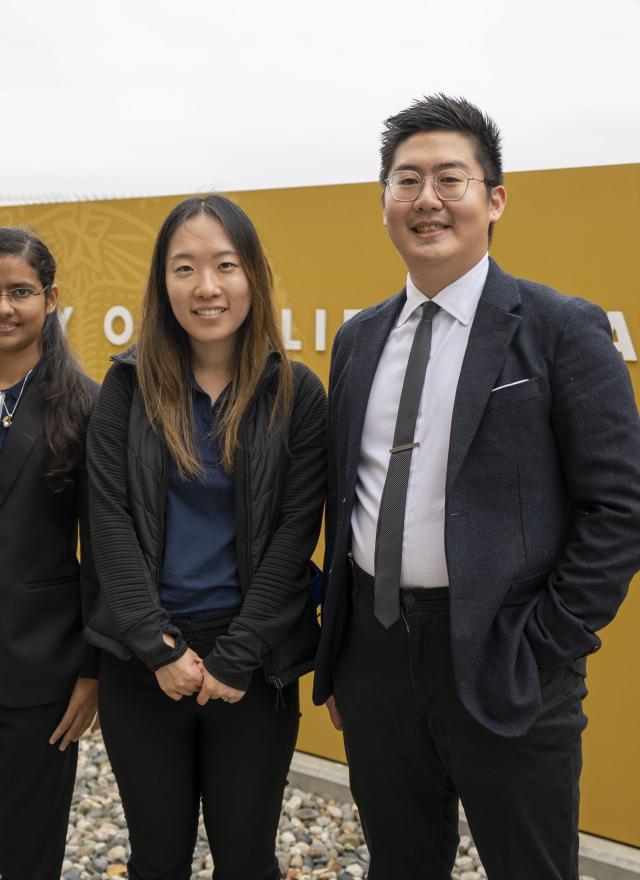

{"left": 104, "top": 306, "right": 134, "bottom": 346}
{"left": 281, "top": 309, "right": 302, "bottom": 351}
{"left": 608, "top": 311, "right": 637, "bottom": 362}
{"left": 315, "top": 309, "right": 327, "bottom": 352}
{"left": 59, "top": 306, "right": 74, "bottom": 333}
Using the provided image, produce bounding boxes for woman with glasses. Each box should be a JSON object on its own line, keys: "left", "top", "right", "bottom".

{"left": 0, "top": 227, "right": 99, "bottom": 880}
{"left": 86, "top": 194, "right": 326, "bottom": 880}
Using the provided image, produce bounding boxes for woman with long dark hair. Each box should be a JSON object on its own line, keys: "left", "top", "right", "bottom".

{"left": 0, "top": 227, "right": 99, "bottom": 880}
{"left": 86, "top": 194, "right": 326, "bottom": 880}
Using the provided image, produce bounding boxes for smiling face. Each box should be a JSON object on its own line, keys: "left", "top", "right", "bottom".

{"left": 383, "top": 130, "right": 506, "bottom": 296}
{"left": 165, "top": 212, "right": 252, "bottom": 363}
{"left": 0, "top": 254, "right": 58, "bottom": 370}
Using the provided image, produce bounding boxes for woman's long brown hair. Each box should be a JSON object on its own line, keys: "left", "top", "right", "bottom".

{"left": 136, "top": 195, "right": 293, "bottom": 477}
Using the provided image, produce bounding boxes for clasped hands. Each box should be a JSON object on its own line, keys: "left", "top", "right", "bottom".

{"left": 155, "top": 634, "right": 246, "bottom": 705}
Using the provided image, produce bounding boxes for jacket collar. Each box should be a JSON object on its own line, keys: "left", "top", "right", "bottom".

{"left": 0, "top": 377, "right": 43, "bottom": 511}
{"left": 112, "top": 344, "right": 282, "bottom": 381}
{"left": 446, "top": 258, "right": 522, "bottom": 489}
{"left": 341, "top": 290, "right": 406, "bottom": 499}
{"left": 111, "top": 344, "right": 137, "bottom": 366}
{"left": 114, "top": 344, "right": 283, "bottom": 418}
{"left": 338, "top": 259, "right": 522, "bottom": 495}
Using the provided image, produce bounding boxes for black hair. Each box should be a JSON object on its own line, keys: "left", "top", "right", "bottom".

{"left": 380, "top": 93, "right": 503, "bottom": 189}
{"left": 0, "top": 227, "right": 93, "bottom": 490}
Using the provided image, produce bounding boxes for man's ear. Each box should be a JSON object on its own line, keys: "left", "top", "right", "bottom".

{"left": 489, "top": 185, "right": 507, "bottom": 223}
{"left": 382, "top": 213, "right": 388, "bottom": 227}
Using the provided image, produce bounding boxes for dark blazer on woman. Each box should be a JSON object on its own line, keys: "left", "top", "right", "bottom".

{"left": 0, "top": 375, "right": 99, "bottom": 708}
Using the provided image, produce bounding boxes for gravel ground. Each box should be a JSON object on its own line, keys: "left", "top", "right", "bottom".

{"left": 61, "top": 732, "right": 596, "bottom": 880}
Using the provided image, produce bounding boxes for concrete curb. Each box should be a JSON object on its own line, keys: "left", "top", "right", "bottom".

{"left": 289, "top": 752, "right": 640, "bottom": 879}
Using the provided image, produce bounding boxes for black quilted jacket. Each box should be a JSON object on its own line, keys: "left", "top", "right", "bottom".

{"left": 85, "top": 348, "right": 326, "bottom": 691}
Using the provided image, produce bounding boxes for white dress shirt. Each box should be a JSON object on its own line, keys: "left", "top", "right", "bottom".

{"left": 351, "top": 255, "right": 489, "bottom": 587}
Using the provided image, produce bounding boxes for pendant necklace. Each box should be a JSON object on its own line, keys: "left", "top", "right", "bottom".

{"left": 1, "top": 368, "right": 33, "bottom": 428}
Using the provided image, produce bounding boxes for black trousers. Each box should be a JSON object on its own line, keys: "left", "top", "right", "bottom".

{"left": 334, "top": 567, "right": 588, "bottom": 880}
{"left": 0, "top": 699, "right": 78, "bottom": 880}
{"left": 99, "top": 620, "right": 299, "bottom": 880}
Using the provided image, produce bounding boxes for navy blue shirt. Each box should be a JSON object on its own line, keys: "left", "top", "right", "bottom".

{"left": 0, "top": 367, "right": 38, "bottom": 453}
{"left": 160, "top": 382, "right": 242, "bottom": 619}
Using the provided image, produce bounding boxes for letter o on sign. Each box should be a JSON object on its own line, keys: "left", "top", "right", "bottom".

{"left": 104, "top": 306, "right": 134, "bottom": 346}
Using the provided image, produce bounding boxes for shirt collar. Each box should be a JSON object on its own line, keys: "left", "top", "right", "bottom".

{"left": 397, "top": 254, "right": 489, "bottom": 328}
{"left": 190, "top": 374, "right": 229, "bottom": 412}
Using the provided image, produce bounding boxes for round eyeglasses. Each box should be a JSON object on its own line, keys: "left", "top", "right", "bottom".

{"left": 385, "top": 169, "right": 490, "bottom": 202}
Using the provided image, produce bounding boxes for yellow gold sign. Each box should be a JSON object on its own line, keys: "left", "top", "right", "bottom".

{"left": 2, "top": 163, "right": 639, "bottom": 846}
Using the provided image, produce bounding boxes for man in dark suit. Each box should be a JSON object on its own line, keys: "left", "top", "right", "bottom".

{"left": 313, "top": 94, "right": 640, "bottom": 880}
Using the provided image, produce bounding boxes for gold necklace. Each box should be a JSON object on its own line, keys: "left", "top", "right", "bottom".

{"left": 0, "top": 369, "right": 33, "bottom": 429}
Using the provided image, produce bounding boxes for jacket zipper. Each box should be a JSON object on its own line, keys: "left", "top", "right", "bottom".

{"left": 237, "top": 364, "right": 289, "bottom": 697}
{"left": 156, "top": 446, "right": 168, "bottom": 590}
{"left": 245, "top": 431, "right": 277, "bottom": 691}
{"left": 239, "top": 408, "right": 283, "bottom": 692}
{"left": 236, "top": 424, "right": 253, "bottom": 595}
{"left": 236, "top": 355, "right": 283, "bottom": 598}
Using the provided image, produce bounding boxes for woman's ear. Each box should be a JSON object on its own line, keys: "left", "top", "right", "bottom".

{"left": 46, "top": 284, "right": 60, "bottom": 314}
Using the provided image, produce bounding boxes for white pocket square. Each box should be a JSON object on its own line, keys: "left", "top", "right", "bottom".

{"left": 491, "top": 378, "right": 531, "bottom": 393}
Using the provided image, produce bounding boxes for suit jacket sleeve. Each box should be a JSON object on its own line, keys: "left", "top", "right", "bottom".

{"left": 525, "top": 297, "right": 640, "bottom": 664}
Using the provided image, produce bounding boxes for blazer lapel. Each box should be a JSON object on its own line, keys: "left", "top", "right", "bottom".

{"left": 0, "top": 383, "right": 42, "bottom": 511}
{"left": 342, "top": 292, "right": 406, "bottom": 499}
{"left": 446, "top": 261, "right": 521, "bottom": 490}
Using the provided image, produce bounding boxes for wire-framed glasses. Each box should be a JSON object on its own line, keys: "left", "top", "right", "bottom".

{"left": 0, "top": 285, "right": 49, "bottom": 303}
{"left": 385, "top": 169, "right": 489, "bottom": 202}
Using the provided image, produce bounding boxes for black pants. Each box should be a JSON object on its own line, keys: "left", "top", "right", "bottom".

{"left": 0, "top": 699, "right": 77, "bottom": 880}
{"left": 334, "top": 568, "right": 588, "bottom": 880}
{"left": 99, "top": 620, "right": 299, "bottom": 880}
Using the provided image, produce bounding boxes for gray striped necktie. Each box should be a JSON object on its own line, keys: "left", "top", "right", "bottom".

{"left": 373, "top": 300, "right": 439, "bottom": 628}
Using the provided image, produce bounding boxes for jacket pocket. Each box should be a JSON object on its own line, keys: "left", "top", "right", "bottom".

{"left": 263, "top": 594, "right": 321, "bottom": 690}
{"left": 502, "top": 570, "right": 551, "bottom": 606}
{"left": 486, "top": 376, "right": 542, "bottom": 409}
{"left": 23, "top": 575, "right": 78, "bottom": 591}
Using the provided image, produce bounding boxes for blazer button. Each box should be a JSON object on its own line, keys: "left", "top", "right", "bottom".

{"left": 405, "top": 594, "right": 415, "bottom": 605}
{"left": 341, "top": 497, "right": 346, "bottom": 503}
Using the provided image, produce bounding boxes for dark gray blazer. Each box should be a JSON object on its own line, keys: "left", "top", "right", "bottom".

{"left": 313, "top": 258, "right": 640, "bottom": 736}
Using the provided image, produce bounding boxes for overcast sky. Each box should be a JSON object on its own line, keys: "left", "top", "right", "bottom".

{"left": 2, "top": 0, "right": 639, "bottom": 205}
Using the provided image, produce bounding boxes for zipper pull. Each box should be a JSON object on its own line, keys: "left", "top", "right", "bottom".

{"left": 270, "top": 676, "right": 287, "bottom": 710}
